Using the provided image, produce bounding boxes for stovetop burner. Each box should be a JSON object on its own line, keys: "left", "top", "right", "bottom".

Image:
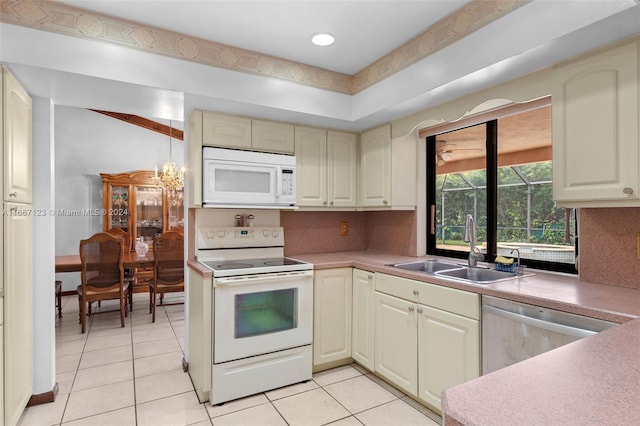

{"left": 199, "top": 256, "right": 313, "bottom": 277}
{"left": 215, "top": 262, "right": 254, "bottom": 270}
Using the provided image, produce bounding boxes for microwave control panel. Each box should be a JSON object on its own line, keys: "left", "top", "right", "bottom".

{"left": 281, "top": 169, "right": 294, "bottom": 196}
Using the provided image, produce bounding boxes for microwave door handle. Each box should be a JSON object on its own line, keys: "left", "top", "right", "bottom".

{"left": 275, "top": 166, "right": 282, "bottom": 199}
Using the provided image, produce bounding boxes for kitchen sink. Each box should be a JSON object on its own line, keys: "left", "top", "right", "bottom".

{"left": 390, "top": 259, "right": 533, "bottom": 285}
{"left": 391, "top": 259, "right": 463, "bottom": 273}
{"left": 435, "top": 267, "right": 526, "bottom": 284}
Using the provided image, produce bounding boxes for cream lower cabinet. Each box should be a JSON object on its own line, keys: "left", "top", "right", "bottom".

{"left": 313, "top": 268, "right": 352, "bottom": 369}
{"left": 352, "top": 269, "right": 375, "bottom": 370}
{"left": 374, "top": 291, "right": 418, "bottom": 395}
{"left": 552, "top": 39, "right": 639, "bottom": 207}
{"left": 374, "top": 273, "right": 479, "bottom": 413}
{"left": 417, "top": 305, "right": 479, "bottom": 410}
{"left": 186, "top": 265, "right": 213, "bottom": 403}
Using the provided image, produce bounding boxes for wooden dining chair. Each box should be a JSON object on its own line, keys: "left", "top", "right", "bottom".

{"left": 106, "top": 227, "right": 135, "bottom": 307}
{"left": 77, "top": 232, "right": 130, "bottom": 333}
{"left": 150, "top": 230, "right": 184, "bottom": 322}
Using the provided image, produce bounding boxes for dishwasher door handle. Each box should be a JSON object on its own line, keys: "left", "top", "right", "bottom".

{"left": 482, "top": 305, "right": 598, "bottom": 339}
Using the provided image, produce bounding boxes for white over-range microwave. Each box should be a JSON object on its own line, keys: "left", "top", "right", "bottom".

{"left": 203, "top": 147, "right": 297, "bottom": 208}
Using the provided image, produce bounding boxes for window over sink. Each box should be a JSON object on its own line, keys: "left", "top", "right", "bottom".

{"left": 424, "top": 100, "right": 577, "bottom": 274}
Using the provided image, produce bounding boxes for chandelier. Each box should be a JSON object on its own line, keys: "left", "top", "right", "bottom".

{"left": 157, "top": 120, "right": 184, "bottom": 196}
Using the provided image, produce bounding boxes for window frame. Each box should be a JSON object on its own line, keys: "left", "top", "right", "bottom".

{"left": 426, "top": 119, "right": 577, "bottom": 275}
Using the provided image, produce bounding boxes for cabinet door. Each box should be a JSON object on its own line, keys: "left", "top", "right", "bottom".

{"left": 313, "top": 268, "right": 352, "bottom": 367}
{"left": 4, "top": 203, "right": 33, "bottom": 426}
{"left": 327, "top": 131, "right": 357, "bottom": 207}
{"left": 105, "top": 184, "right": 130, "bottom": 233}
{"left": 374, "top": 291, "right": 417, "bottom": 395}
{"left": 352, "top": 269, "right": 374, "bottom": 371}
{"left": 135, "top": 185, "right": 164, "bottom": 244}
{"left": 359, "top": 125, "right": 391, "bottom": 207}
{"left": 3, "top": 67, "right": 33, "bottom": 203}
{"left": 252, "top": 120, "right": 295, "bottom": 153}
{"left": 552, "top": 41, "right": 639, "bottom": 205}
{"left": 202, "top": 111, "right": 251, "bottom": 149}
{"left": 295, "top": 127, "right": 327, "bottom": 207}
{"left": 417, "top": 305, "right": 479, "bottom": 413}
{"left": 187, "top": 265, "right": 213, "bottom": 403}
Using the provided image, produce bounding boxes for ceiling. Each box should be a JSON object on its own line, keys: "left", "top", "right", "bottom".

{"left": 58, "top": 0, "right": 469, "bottom": 76}
{"left": 2, "top": 1, "right": 640, "bottom": 131}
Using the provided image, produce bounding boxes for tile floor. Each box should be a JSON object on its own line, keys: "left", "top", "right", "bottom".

{"left": 18, "top": 294, "right": 442, "bottom": 426}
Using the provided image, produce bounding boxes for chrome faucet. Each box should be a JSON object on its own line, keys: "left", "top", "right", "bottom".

{"left": 511, "top": 248, "right": 523, "bottom": 276}
{"left": 463, "top": 214, "right": 483, "bottom": 267}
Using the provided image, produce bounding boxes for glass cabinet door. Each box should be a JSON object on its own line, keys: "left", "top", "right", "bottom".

{"left": 135, "top": 186, "right": 163, "bottom": 246}
{"left": 110, "top": 185, "right": 129, "bottom": 231}
{"left": 167, "top": 189, "right": 184, "bottom": 230}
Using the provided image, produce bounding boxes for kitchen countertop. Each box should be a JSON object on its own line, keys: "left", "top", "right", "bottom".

{"left": 290, "top": 250, "right": 640, "bottom": 322}
{"left": 442, "top": 318, "right": 640, "bottom": 426}
{"left": 288, "top": 250, "right": 640, "bottom": 425}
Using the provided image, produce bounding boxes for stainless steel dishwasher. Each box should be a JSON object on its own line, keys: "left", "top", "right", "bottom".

{"left": 482, "top": 295, "right": 616, "bottom": 374}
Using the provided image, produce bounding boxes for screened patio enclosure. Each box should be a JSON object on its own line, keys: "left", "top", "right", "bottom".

{"left": 435, "top": 161, "right": 576, "bottom": 264}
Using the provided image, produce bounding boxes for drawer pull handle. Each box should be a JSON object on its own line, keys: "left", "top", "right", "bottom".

{"left": 623, "top": 187, "right": 634, "bottom": 195}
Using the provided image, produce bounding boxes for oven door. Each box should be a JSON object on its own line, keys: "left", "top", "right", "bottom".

{"left": 213, "top": 270, "right": 313, "bottom": 363}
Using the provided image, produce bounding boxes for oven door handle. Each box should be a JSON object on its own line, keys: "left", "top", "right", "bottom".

{"left": 215, "top": 270, "right": 313, "bottom": 285}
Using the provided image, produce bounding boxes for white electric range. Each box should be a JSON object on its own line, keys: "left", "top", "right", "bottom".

{"left": 197, "top": 227, "right": 313, "bottom": 405}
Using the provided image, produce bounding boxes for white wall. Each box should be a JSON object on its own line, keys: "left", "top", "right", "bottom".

{"left": 54, "top": 106, "right": 184, "bottom": 291}
{"left": 32, "top": 97, "right": 56, "bottom": 394}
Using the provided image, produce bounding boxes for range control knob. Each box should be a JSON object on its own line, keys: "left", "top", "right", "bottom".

{"left": 207, "top": 231, "right": 215, "bottom": 239}
{"left": 263, "top": 229, "right": 271, "bottom": 237}
{"left": 271, "top": 229, "right": 279, "bottom": 238}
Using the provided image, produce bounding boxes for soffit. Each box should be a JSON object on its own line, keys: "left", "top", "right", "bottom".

{"left": 0, "top": 0, "right": 524, "bottom": 94}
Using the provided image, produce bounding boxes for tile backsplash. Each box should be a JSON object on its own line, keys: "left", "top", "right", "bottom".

{"left": 282, "top": 207, "right": 639, "bottom": 290}
{"left": 578, "top": 207, "right": 640, "bottom": 290}
{"left": 281, "top": 210, "right": 417, "bottom": 256}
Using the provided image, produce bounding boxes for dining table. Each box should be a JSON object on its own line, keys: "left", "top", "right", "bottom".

{"left": 55, "top": 251, "right": 155, "bottom": 273}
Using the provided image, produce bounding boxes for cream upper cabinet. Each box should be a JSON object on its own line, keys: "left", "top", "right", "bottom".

{"left": 202, "top": 111, "right": 252, "bottom": 150}
{"left": 358, "top": 124, "right": 416, "bottom": 209}
{"left": 295, "top": 126, "right": 327, "bottom": 207}
{"left": 295, "top": 127, "right": 356, "bottom": 208}
{"left": 352, "top": 269, "right": 375, "bottom": 371}
{"left": 552, "top": 40, "right": 639, "bottom": 207}
{"left": 327, "top": 130, "right": 357, "bottom": 207}
{"left": 313, "top": 268, "right": 352, "bottom": 369}
{"left": 3, "top": 67, "right": 33, "bottom": 204}
{"left": 201, "top": 111, "right": 295, "bottom": 154}
{"left": 359, "top": 125, "right": 391, "bottom": 207}
{"left": 252, "top": 119, "right": 294, "bottom": 154}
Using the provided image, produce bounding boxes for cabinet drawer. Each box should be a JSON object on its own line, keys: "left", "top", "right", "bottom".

{"left": 375, "top": 273, "right": 479, "bottom": 320}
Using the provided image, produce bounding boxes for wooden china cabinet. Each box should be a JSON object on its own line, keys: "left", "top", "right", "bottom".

{"left": 101, "top": 170, "right": 184, "bottom": 293}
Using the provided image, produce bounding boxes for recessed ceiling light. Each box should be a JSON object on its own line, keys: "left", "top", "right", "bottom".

{"left": 311, "top": 33, "right": 335, "bottom": 46}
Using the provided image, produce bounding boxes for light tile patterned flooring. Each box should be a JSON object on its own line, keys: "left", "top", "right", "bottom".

{"left": 18, "top": 294, "right": 441, "bottom": 426}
